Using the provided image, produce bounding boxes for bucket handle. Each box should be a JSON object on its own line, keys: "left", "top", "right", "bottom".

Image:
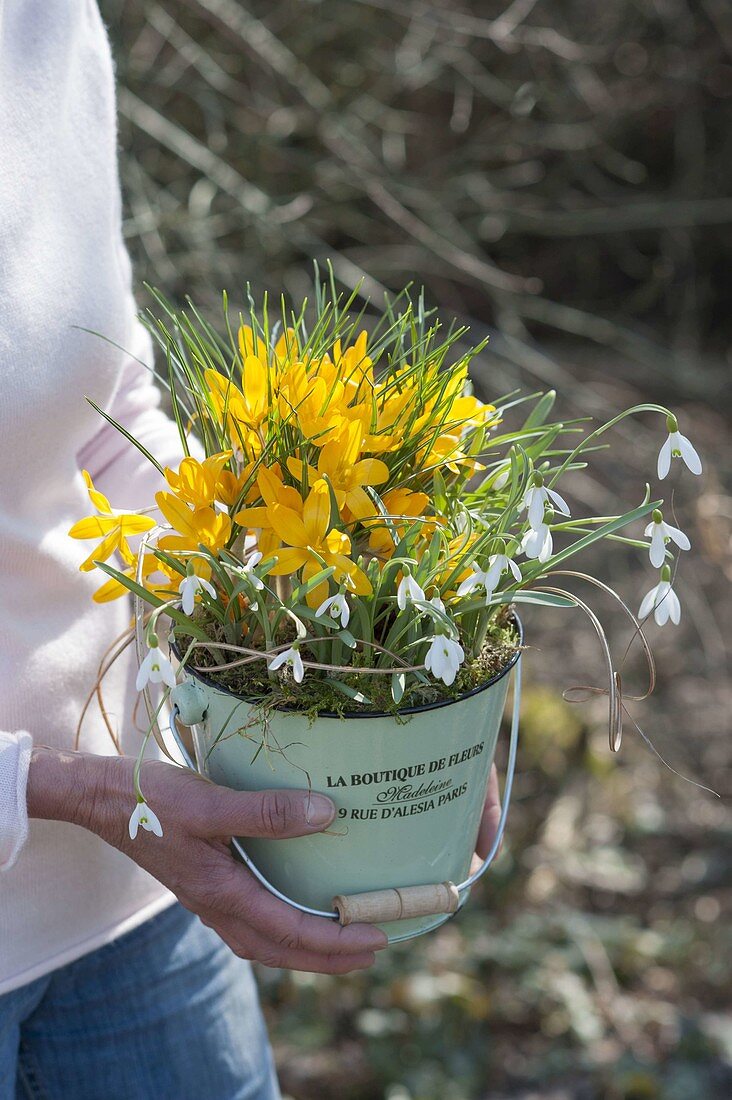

{"left": 168, "top": 656, "right": 521, "bottom": 925}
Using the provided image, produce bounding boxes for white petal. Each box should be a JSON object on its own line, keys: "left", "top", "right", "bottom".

{"left": 135, "top": 653, "right": 152, "bottom": 692}
{"left": 666, "top": 524, "right": 690, "bottom": 551}
{"left": 269, "top": 651, "right": 287, "bottom": 671}
{"left": 338, "top": 599, "right": 350, "bottom": 628}
{"left": 396, "top": 578, "right": 408, "bottom": 610}
{"left": 457, "top": 575, "right": 478, "bottom": 597}
{"left": 141, "top": 805, "right": 163, "bottom": 836}
{"left": 128, "top": 804, "right": 142, "bottom": 840}
{"left": 654, "top": 598, "right": 670, "bottom": 626}
{"left": 528, "top": 489, "right": 546, "bottom": 530}
{"left": 643, "top": 521, "right": 655, "bottom": 537}
{"left": 546, "top": 488, "right": 570, "bottom": 516}
{"left": 293, "top": 652, "right": 305, "bottom": 683}
{"left": 667, "top": 587, "right": 681, "bottom": 624}
{"left": 200, "top": 578, "right": 217, "bottom": 599}
{"left": 508, "top": 558, "right": 523, "bottom": 582}
{"left": 649, "top": 529, "right": 667, "bottom": 569}
{"left": 678, "top": 434, "right": 702, "bottom": 475}
{"left": 537, "top": 526, "right": 553, "bottom": 563}
{"left": 483, "top": 562, "right": 502, "bottom": 592}
{"left": 638, "top": 584, "right": 658, "bottom": 620}
{"left": 184, "top": 584, "right": 197, "bottom": 615}
{"left": 315, "top": 596, "right": 333, "bottom": 618}
{"left": 160, "top": 658, "right": 177, "bottom": 689}
{"left": 520, "top": 529, "right": 538, "bottom": 559}
{"left": 657, "top": 436, "right": 672, "bottom": 480}
{"left": 441, "top": 663, "right": 457, "bottom": 686}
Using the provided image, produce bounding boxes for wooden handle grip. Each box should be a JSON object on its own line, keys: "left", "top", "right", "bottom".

{"left": 333, "top": 881, "right": 460, "bottom": 925}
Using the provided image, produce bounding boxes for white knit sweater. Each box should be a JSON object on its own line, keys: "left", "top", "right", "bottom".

{"left": 0, "top": 1, "right": 189, "bottom": 993}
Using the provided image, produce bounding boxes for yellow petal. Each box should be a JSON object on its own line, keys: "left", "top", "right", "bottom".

{"left": 330, "top": 554, "right": 372, "bottom": 596}
{"left": 68, "top": 515, "right": 118, "bottom": 539}
{"left": 78, "top": 529, "right": 121, "bottom": 572}
{"left": 302, "top": 559, "right": 329, "bottom": 609}
{"left": 268, "top": 503, "right": 309, "bottom": 548}
{"left": 155, "top": 492, "right": 199, "bottom": 538}
{"left": 257, "top": 465, "right": 302, "bottom": 511}
{"left": 92, "top": 575, "right": 129, "bottom": 602}
{"left": 81, "top": 470, "right": 113, "bottom": 514}
{"left": 233, "top": 506, "right": 270, "bottom": 529}
{"left": 345, "top": 485, "right": 377, "bottom": 520}
{"left": 268, "top": 547, "right": 309, "bottom": 575}
{"left": 238, "top": 324, "right": 260, "bottom": 362}
{"left": 352, "top": 458, "right": 389, "bottom": 486}
{"left": 117, "top": 513, "right": 157, "bottom": 536}
{"left": 242, "top": 355, "right": 268, "bottom": 421}
{"left": 303, "top": 481, "right": 331, "bottom": 545}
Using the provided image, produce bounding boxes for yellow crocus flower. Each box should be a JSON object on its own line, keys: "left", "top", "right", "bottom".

{"left": 233, "top": 464, "right": 300, "bottom": 559}
{"left": 216, "top": 461, "right": 259, "bottom": 508}
{"left": 265, "top": 479, "right": 372, "bottom": 608}
{"left": 365, "top": 488, "right": 431, "bottom": 559}
{"left": 92, "top": 547, "right": 177, "bottom": 603}
{"left": 69, "top": 470, "right": 156, "bottom": 572}
{"left": 163, "top": 450, "right": 233, "bottom": 509}
{"left": 204, "top": 368, "right": 265, "bottom": 455}
{"left": 332, "top": 330, "right": 374, "bottom": 402}
{"left": 155, "top": 491, "right": 231, "bottom": 564}
{"left": 278, "top": 362, "right": 348, "bottom": 446}
{"left": 239, "top": 324, "right": 299, "bottom": 370}
{"left": 287, "top": 420, "right": 389, "bottom": 521}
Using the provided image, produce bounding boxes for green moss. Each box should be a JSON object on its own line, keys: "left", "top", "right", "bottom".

{"left": 177, "top": 607, "right": 521, "bottom": 718}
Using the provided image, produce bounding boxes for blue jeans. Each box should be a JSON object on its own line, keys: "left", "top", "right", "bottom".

{"left": 0, "top": 903, "right": 281, "bottom": 1100}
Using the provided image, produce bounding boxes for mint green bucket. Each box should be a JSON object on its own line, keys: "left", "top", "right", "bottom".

{"left": 169, "top": 632, "right": 521, "bottom": 943}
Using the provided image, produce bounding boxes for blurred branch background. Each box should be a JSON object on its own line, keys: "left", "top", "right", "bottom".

{"left": 102, "top": 1, "right": 731, "bottom": 1096}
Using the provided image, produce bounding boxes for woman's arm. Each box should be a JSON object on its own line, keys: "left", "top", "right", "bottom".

{"left": 25, "top": 744, "right": 389, "bottom": 973}
{"left": 0, "top": 731, "right": 33, "bottom": 870}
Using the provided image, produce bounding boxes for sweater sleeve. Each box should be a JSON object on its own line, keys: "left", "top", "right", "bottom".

{"left": 75, "top": 316, "right": 204, "bottom": 508}
{"left": 0, "top": 731, "right": 33, "bottom": 871}
{"left": 0, "top": 322, "right": 205, "bottom": 873}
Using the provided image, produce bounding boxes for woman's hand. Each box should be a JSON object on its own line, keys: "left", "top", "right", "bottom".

{"left": 26, "top": 746, "right": 388, "bottom": 974}
{"left": 471, "top": 764, "right": 503, "bottom": 873}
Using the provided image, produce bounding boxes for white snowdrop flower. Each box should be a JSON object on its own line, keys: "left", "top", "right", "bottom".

{"left": 457, "top": 554, "right": 522, "bottom": 603}
{"left": 520, "top": 523, "right": 553, "bottom": 563}
{"left": 427, "top": 595, "right": 446, "bottom": 613}
{"left": 657, "top": 416, "right": 702, "bottom": 479}
{"left": 268, "top": 645, "right": 305, "bottom": 683}
{"left": 177, "top": 572, "right": 217, "bottom": 615}
{"left": 397, "top": 573, "right": 425, "bottom": 610}
{"left": 522, "top": 477, "right": 570, "bottom": 530}
{"left": 493, "top": 462, "right": 511, "bottom": 490}
{"left": 454, "top": 511, "right": 469, "bottom": 535}
{"left": 135, "top": 638, "right": 177, "bottom": 691}
{"left": 457, "top": 565, "right": 482, "bottom": 598}
{"left": 644, "top": 510, "right": 691, "bottom": 569}
{"left": 128, "top": 800, "right": 163, "bottom": 840}
{"left": 316, "top": 592, "right": 350, "bottom": 628}
{"left": 639, "top": 570, "right": 681, "bottom": 626}
{"left": 424, "top": 634, "right": 465, "bottom": 687}
{"left": 241, "top": 551, "right": 265, "bottom": 590}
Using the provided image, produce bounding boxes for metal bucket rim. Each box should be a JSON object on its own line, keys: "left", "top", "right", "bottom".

{"left": 170, "top": 612, "right": 523, "bottom": 720}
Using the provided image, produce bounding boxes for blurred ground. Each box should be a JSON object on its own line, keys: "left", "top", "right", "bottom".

{"left": 102, "top": 2, "right": 731, "bottom": 1096}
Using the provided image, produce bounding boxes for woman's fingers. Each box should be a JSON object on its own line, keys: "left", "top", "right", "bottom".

{"left": 212, "top": 860, "right": 389, "bottom": 957}
{"left": 210, "top": 916, "right": 379, "bottom": 975}
{"left": 195, "top": 784, "right": 337, "bottom": 840}
{"left": 474, "top": 764, "right": 502, "bottom": 861}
